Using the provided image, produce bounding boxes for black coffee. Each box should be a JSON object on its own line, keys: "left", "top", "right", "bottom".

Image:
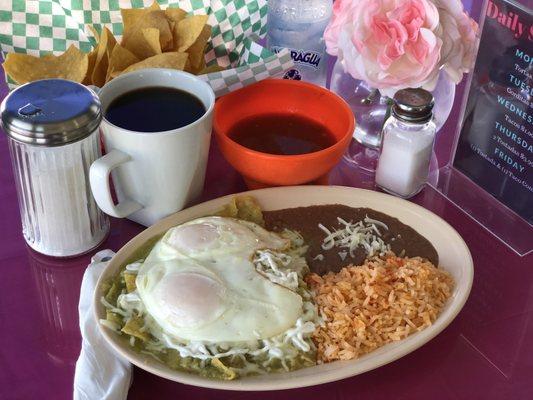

{"left": 105, "top": 87, "right": 206, "bottom": 132}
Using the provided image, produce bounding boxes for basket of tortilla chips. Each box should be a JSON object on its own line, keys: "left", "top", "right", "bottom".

{"left": 0, "top": 0, "right": 293, "bottom": 96}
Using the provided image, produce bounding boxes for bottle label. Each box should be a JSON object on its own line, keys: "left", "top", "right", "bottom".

{"left": 271, "top": 46, "right": 322, "bottom": 70}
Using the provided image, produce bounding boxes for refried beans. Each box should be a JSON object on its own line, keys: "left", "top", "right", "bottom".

{"left": 263, "top": 204, "right": 439, "bottom": 275}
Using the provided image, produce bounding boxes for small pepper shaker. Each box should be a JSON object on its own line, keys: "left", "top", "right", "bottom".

{"left": 1, "top": 79, "right": 109, "bottom": 257}
{"left": 375, "top": 88, "right": 436, "bottom": 199}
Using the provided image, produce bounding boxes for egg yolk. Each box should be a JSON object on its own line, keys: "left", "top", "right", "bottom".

{"left": 167, "top": 223, "right": 220, "bottom": 251}
{"left": 153, "top": 272, "right": 226, "bottom": 328}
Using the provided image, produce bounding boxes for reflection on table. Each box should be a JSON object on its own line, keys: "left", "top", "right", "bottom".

{"left": 28, "top": 247, "right": 87, "bottom": 366}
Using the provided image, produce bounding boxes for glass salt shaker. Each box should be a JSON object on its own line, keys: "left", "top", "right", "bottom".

{"left": 375, "top": 88, "right": 436, "bottom": 199}
{"left": 0, "top": 79, "right": 109, "bottom": 257}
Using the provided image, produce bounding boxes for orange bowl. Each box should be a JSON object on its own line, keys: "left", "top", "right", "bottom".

{"left": 214, "top": 79, "right": 355, "bottom": 189}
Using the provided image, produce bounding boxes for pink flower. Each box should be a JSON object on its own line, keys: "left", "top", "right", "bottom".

{"left": 433, "top": 0, "right": 479, "bottom": 84}
{"left": 324, "top": 0, "right": 355, "bottom": 56}
{"left": 325, "top": 0, "right": 478, "bottom": 94}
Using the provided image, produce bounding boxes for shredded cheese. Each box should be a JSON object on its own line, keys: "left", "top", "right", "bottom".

{"left": 319, "top": 216, "right": 391, "bottom": 259}
{"left": 99, "top": 319, "right": 121, "bottom": 331}
{"left": 125, "top": 261, "right": 143, "bottom": 273}
{"left": 101, "top": 244, "right": 319, "bottom": 375}
{"left": 253, "top": 250, "right": 299, "bottom": 290}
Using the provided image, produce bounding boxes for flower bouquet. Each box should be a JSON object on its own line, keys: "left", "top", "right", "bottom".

{"left": 326, "top": 0, "right": 479, "bottom": 167}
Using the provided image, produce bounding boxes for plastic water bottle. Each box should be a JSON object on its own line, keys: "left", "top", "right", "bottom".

{"left": 267, "top": 0, "right": 332, "bottom": 87}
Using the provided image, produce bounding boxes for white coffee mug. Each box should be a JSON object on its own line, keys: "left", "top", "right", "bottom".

{"left": 89, "top": 68, "right": 215, "bottom": 227}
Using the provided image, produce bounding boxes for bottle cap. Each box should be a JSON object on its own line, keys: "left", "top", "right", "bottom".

{"left": 392, "top": 88, "right": 434, "bottom": 123}
{"left": 1, "top": 79, "right": 101, "bottom": 146}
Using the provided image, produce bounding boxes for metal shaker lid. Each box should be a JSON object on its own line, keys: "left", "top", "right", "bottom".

{"left": 0, "top": 79, "right": 101, "bottom": 146}
{"left": 392, "top": 88, "right": 434, "bottom": 123}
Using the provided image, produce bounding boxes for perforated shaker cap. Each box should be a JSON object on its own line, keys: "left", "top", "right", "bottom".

{"left": 0, "top": 79, "right": 101, "bottom": 146}
{"left": 392, "top": 88, "right": 434, "bottom": 123}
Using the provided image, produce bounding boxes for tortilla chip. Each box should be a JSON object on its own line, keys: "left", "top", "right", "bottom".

{"left": 82, "top": 48, "right": 98, "bottom": 85}
{"left": 185, "top": 56, "right": 203, "bottom": 74}
{"left": 121, "top": 8, "right": 147, "bottom": 33}
{"left": 214, "top": 197, "right": 239, "bottom": 218}
{"left": 120, "top": 1, "right": 156, "bottom": 29}
{"left": 165, "top": 7, "right": 187, "bottom": 26}
{"left": 184, "top": 58, "right": 192, "bottom": 73}
{"left": 236, "top": 196, "right": 264, "bottom": 226}
{"left": 164, "top": 349, "right": 183, "bottom": 369}
{"left": 165, "top": 350, "right": 203, "bottom": 370}
{"left": 198, "top": 63, "right": 225, "bottom": 74}
{"left": 88, "top": 25, "right": 100, "bottom": 42}
{"left": 91, "top": 27, "right": 117, "bottom": 87}
{"left": 2, "top": 45, "right": 88, "bottom": 84}
{"left": 121, "top": 1, "right": 162, "bottom": 29}
{"left": 123, "top": 10, "right": 173, "bottom": 53}
{"left": 106, "top": 44, "right": 139, "bottom": 82}
{"left": 149, "top": 1, "right": 161, "bottom": 11}
{"left": 106, "top": 311, "right": 123, "bottom": 327}
{"left": 173, "top": 15, "right": 209, "bottom": 52}
{"left": 213, "top": 196, "right": 264, "bottom": 225}
{"left": 184, "top": 25, "right": 211, "bottom": 70}
{"left": 124, "top": 27, "right": 163, "bottom": 60}
{"left": 119, "top": 52, "right": 188, "bottom": 75}
{"left": 104, "top": 281, "right": 121, "bottom": 304}
{"left": 121, "top": 315, "right": 150, "bottom": 342}
{"left": 124, "top": 272, "right": 137, "bottom": 293}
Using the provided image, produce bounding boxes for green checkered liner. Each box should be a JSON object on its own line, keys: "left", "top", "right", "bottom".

{"left": 202, "top": 48, "right": 293, "bottom": 97}
{"left": 0, "top": 0, "right": 292, "bottom": 90}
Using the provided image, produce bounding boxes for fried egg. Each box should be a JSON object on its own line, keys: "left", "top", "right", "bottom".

{"left": 136, "top": 256, "right": 303, "bottom": 342}
{"left": 145, "top": 216, "right": 289, "bottom": 263}
{"left": 136, "top": 216, "right": 303, "bottom": 343}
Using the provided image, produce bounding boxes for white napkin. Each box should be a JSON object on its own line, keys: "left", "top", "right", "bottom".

{"left": 74, "top": 250, "right": 133, "bottom": 400}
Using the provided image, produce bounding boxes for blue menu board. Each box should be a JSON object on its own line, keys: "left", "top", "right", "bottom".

{"left": 453, "top": 0, "right": 532, "bottom": 224}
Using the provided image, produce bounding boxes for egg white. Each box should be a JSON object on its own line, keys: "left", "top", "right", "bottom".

{"left": 136, "top": 255, "right": 303, "bottom": 342}
{"left": 136, "top": 216, "right": 304, "bottom": 343}
{"left": 145, "top": 216, "right": 289, "bottom": 263}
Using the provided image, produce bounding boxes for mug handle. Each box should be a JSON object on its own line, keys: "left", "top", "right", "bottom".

{"left": 89, "top": 149, "right": 143, "bottom": 218}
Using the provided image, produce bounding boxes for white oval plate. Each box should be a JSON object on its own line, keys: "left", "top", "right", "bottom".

{"left": 94, "top": 186, "right": 473, "bottom": 391}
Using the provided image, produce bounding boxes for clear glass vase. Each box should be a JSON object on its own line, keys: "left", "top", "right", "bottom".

{"left": 329, "top": 60, "right": 456, "bottom": 171}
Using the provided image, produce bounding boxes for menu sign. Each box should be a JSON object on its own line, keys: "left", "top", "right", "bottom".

{"left": 453, "top": 0, "right": 532, "bottom": 224}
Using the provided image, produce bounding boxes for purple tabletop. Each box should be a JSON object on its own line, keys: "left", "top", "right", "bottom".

{"left": 2, "top": 3, "right": 533, "bottom": 398}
